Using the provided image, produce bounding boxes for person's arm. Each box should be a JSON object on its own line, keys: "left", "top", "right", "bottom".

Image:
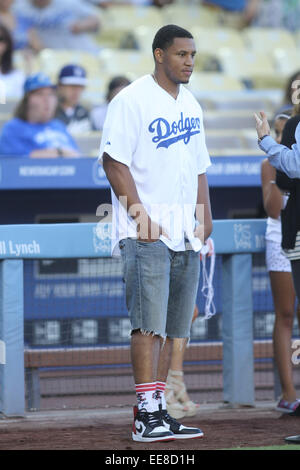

{"left": 30, "top": 147, "right": 80, "bottom": 158}
{"left": 27, "top": 28, "right": 44, "bottom": 52}
{"left": 70, "top": 15, "right": 100, "bottom": 34}
{"left": 275, "top": 117, "right": 300, "bottom": 191}
{"left": 194, "top": 173, "right": 213, "bottom": 244}
{"left": 255, "top": 111, "right": 300, "bottom": 178}
{"left": 102, "top": 152, "right": 167, "bottom": 241}
{"left": 261, "top": 158, "right": 283, "bottom": 219}
{"left": 243, "top": 0, "right": 260, "bottom": 24}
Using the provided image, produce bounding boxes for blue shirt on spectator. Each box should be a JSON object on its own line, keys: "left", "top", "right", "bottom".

{"left": 13, "top": 0, "right": 99, "bottom": 52}
{"left": 0, "top": 118, "right": 79, "bottom": 157}
{"left": 203, "top": 0, "right": 247, "bottom": 11}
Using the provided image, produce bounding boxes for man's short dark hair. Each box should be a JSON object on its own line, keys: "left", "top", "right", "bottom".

{"left": 152, "top": 24, "right": 193, "bottom": 55}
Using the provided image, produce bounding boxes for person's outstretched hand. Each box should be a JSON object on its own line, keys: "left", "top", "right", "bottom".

{"left": 254, "top": 111, "right": 271, "bottom": 139}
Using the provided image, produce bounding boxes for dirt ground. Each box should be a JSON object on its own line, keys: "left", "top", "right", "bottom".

{"left": 0, "top": 402, "right": 300, "bottom": 451}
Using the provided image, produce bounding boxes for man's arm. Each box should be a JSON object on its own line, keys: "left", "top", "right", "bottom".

{"left": 261, "top": 158, "right": 283, "bottom": 219}
{"left": 30, "top": 147, "right": 80, "bottom": 158}
{"left": 243, "top": 0, "right": 260, "bottom": 25}
{"left": 102, "top": 152, "right": 167, "bottom": 241}
{"left": 70, "top": 15, "right": 100, "bottom": 34}
{"left": 255, "top": 111, "right": 300, "bottom": 179}
{"left": 194, "top": 173, "right": 213, "bottom": 244}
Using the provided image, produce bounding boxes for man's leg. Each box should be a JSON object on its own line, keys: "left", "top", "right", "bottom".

{"left": 120, "top": 238, "right": 174, "bottom": 442}
{"left": 131, "top": 330, "right": 161, "bottom": 384}
{"left": 157, "top": 248, "right": 203, "bottom": 439}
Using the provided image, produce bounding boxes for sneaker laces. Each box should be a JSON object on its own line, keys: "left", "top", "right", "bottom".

{"left": 139, "top": 408, "right": 164, "bottom": 429}
{"left": 160, "top": 409, "right": 180, "bottom": 430}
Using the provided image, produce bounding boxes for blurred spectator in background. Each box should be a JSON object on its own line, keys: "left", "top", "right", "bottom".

{"left": 0, "top": 0, "right": 42, "bottom": 51}
{"left": 14, "top": 0, "right": 100, "bottom": 53}
{"left": 201, "top": 0, "right": 259, "bottom": 27}
{"left": 0, "top": 22, "right": 25, "bottom": 99}
{"left": 276, "top": 70, "right": 300, "bottom": 116}
{"left": 0, "top": 73, "right": 81, "bottom": 158}
{"left": 90, "top": 75, "right": 130, "bottom": 130}
{"left": 87, "top": 0, "right": 174, "bottom": 7}
{"left": 253, "top": 0, "right": 300, "bottom": 32}
{"left": 152, "top": 0, "right": 174, "bottom": 6}
{"left": 55, "top": 64, "right": 91, "bottom": 134}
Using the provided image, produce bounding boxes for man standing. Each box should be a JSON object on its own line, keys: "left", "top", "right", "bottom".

{"left": 99, "top": 24, "right": 212, "bottom": 443}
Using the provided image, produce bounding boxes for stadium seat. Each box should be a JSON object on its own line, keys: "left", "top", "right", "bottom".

{"left": 81, "top": 75, "right": 111, "bottom": 106}
{"left": 95, "top": 5, "right": 165, "bottom": 49}
{"left": 202, "top": 94, "right": 275, "bottom": 112}
{"left": 96, "top": 26, "right": 136, "bottom": 49}
{"left": 205, "top": 129, "right": 264, "bottom": 156}
{"left": 37, "top": 49, "right": 109, "bottom": 104}
{"left": 101, "top": 5, "right": 164, "bottom": 30}
{"left": 272, "top": 48, "right": 300, "bottom": 78}
{"left": 98, "top": 49, "right": 153, "bottom": 79}
{"left": 187, "top": 72, "right": 244, "bottom": 96}
{"left": 38, "top": 49, "right": 101, "bottom": 81}
{"left": 209, "top": 147, "right": 264, "bottom": 156}
{"left": 162, "top": 4, "right": 219, "bottom": 29}
{"left": 14, "top": 50, "right": 40, "bottom": 75}
{"left": 0, "top": 100, "right": 18, "bottom": 114}
{"left": 203, "top": 110, "right": 257, "bottom": 130}
{"left": 294, "top": 30, "right": 300, "bottom": 48}
{"left": 205, "top": 129, "right": 244, "bottom": 150}
{"left": 129, "top": 25, "right": 156, "bottom": 52}
{"left": 243, "top": 27, "right": 297, "bottom": 54}
{"left": 74, "top": 131, "right": 102, "bottom": 158}
{"left": 241, "top": 129, "right": 262, "bottom": 150}
{"left": 191, "top": 27, "right": 245, "bottom": 55}
{"left": 216, "top": 49, "right": 282, "bottom": 88}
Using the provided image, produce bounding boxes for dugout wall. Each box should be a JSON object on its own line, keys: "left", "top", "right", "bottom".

{"left": 1, "top": 219, "right": 293, "bottom": 416}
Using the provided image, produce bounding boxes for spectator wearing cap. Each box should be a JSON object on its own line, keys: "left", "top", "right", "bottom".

{"left": 90, "top": 75, "right": 130, "bottom": 131}
{"left": 55, "top": 64, "right": 92, "bottom": 135}
{"left": 0, "top": 72, "right": 81, "bottom": 158}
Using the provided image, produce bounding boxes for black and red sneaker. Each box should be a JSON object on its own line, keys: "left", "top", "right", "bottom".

{"left": 160, "top": 407, "right": 204, "bottom": 440}
{"left": 132, "top": 406, "right": 174, "bottom": 443}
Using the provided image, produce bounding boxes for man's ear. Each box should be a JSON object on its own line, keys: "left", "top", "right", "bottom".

{"left": 153, "top": 48, "right": 164, "bottom": 64}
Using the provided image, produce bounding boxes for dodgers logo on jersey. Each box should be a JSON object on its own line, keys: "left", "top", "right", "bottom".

{"left": 148, "top": 112, "right": 201, "bottom": 149}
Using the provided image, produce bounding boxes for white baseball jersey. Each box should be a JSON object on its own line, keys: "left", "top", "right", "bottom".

{"left": 99, "top": 74, "right": 211, "bottom": 255}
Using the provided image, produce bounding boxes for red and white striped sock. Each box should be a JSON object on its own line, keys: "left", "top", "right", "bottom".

{"left": 156, "top": 381, "right": 167, "bottom": 410}
{"left": 135, "top": 382, "right": 157, "bottom": 413}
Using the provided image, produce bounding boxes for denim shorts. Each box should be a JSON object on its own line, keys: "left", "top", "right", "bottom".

{"left": 119, "top": 238, "right": 200, "bottom": 339}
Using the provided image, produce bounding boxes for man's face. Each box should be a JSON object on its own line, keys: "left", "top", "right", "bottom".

{"left": 156, "top": 37, "right": 196, "bottom": 85}
{"left": 58, "top": 84, "right": 84, "bottom": 107}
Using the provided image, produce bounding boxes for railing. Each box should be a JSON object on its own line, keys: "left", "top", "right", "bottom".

{"left": 0, "top": 219, "right": 267, "bottom": 416}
